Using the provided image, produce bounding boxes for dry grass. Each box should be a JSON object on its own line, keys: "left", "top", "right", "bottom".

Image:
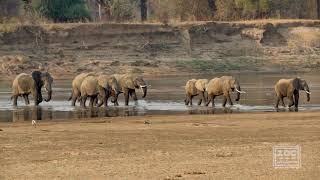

{"left": 289, "top": 27, "right": 320, "bottom": 47}
{"left": 1, "top": 19, "right": 320, "bottom": 33}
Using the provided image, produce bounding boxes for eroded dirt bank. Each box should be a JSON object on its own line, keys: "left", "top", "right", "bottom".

{"left": 0, "top": 20, "right": 320, "bottom": 79}
{"left": 0, "top": 112, "right": 320, "bottom": 179}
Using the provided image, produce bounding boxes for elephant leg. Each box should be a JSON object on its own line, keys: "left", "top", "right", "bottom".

{"left": 81, "top": 95, "right": 87, "bottom": 108}
{"left": 275, "top": 96, "right": 280, "bottom": 109}
{"left": 222, "top": 96, "right": 227, "bottom": 107}
{"left": 294, "top": 92, "right": 299, "bottom": 109}
{"left": 288, "top": 95, "right": 294, "bottom": 108}
{"left": 197, "top": 98, "right": 202, "bottom": 106}
{"left": 13, "top": 95, "right": 18, "bottom": 106}
{"left": 131, "top": 90, "right": 138, "bottom": 101}
{"left": 34, "top": 96, "right": 40, "bottom": 106}
{"left": 280, "top": 96, "right": 285, "bottom": 107}
{"left": 124, "top": 89, "right": 129, "bottom": 106}
{"left": 202, "top": 91, "right": 207, "bottom": 104}
{"left": 94, "top": 97, "right": 99, "bottom": 106}
{"left": 197, "top": 91, "right": 204, "bottom": 105}
{"left": 89, "top": 96, "right": 95, "bottom": 108}
{"left": 104, "top": 92, "right": 109, "bottom": 107}
{"left": 190, "top": 95, "right": 194, "bottom": 106}
{"left": 205, "top": 94, "right": 212, "bottom": 107}
{"left": 97, "top": 94, "right": 104, "bottom": 107}
{"left": 211, "top": 95, "right": 216, "bottom": 107}
{"left": 23, "top": 94, "right": 30, "bottom": 105}
{"left": 227, "top": 93, "right": 233, "bottom": 106}
{"left": 26, "top": 94, "right": 30, "bottom": 105}
{"left": 71, "top": 91, "right": 79, "bottom": 106}
{"left": 185, "top": 94, "right": 189, "bottom": 105}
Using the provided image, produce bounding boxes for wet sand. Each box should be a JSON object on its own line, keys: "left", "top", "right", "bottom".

{"left": 1, "top": 112, "right": 320, "bottom": 179}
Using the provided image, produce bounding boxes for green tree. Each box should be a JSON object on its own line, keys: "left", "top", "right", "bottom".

{"left": 207, "top": 0, "right": 216, "bottom": 17}
{"left": 140, "top": 0, "right": 147, "bottom": 21}
{"left": 38, "top": 0, "right": 91, "bottom": 22}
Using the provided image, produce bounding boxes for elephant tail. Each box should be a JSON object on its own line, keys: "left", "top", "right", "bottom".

{"left": 67, "top": 91, "right": 73, "bottom": 101}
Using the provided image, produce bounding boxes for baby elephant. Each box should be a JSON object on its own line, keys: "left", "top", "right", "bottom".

{"left": 274, "top": 78, "right": 310, "bottom": 109}
{"left": 206, "top": 76, "right": 245, "bottom": 107}
{"left": 184, "top": 79, "right": 208, "bottom": 106}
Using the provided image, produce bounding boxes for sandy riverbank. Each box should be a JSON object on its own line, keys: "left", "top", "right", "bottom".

{"left": 1, "top": 111, "right": 319, "bottom": 179}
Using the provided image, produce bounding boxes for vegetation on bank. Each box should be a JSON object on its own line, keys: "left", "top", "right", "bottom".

{"left": 0, "top": 0, "right": 320, "bottom": 24}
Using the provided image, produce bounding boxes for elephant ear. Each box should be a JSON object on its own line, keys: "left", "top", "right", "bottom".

{"left": 123, "top": 75, "right": 135, "bottom": 89}
{"left": 224, "top": 78, "right": 233, "bottom": 91}
{"left": 32, "top": 71, "right": 43, "bottom": 90}
{"left": 292, "top": 78, "right": 300, "bottom": 91}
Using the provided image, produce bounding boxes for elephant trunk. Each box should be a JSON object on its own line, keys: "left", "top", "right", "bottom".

{"left": 142, "top": 86, "right": 147, "bottom": 98}
{"left": 35, "top": 91, "right": 43, "bottom": 105}
{"left": 111, "top": 92, "right": 118, "bottom": 103}
{"left": 304, "top": 85, "right": 310, "bottom": 102}
{"left": 235, "top": 85, "right": 241, "bottom": 102}
{"left": 305, "top": 89, "right": 310, "bottom": 102}
{"left": 44, "top": 90, "right": 52, "bottom": 102}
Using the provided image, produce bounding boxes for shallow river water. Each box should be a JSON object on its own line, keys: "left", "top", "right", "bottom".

{"left": 1, "top": 72, "right": 320, "bottom": 122}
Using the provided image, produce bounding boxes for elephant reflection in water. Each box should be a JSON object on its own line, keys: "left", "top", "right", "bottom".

{"left": 187, "top": 107, "right": 234, "bottom": 115}
{"left": 12, "top": 107, "right": 46, "bottom": 122}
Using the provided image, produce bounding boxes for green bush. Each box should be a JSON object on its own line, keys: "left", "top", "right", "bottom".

{"left": 38, "top": 0, "right": 91, "bottom": 22}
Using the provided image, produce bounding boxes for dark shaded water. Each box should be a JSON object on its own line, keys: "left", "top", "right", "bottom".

{"left": 1, "top": 72, "right": 320, "bottom": 122}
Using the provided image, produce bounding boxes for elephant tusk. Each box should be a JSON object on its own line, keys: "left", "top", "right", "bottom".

{"left": 235, "top": 88, "right": 246, "bottom": 94}
{"left": 305, "top": 91, "right": 311, "bottom": 94}
{"left": 140, "top": 85, "right": 147, "bottom": 88}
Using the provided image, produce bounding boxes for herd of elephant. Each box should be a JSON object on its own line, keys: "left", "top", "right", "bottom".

{"left": 11, "top": 71, "right": 148, "bottom": 108}
{"left": 11, "top": 71, "right": 311, "bottom": 110}
{"left": 185, "top": 76, "right": 311, "bottom": 109}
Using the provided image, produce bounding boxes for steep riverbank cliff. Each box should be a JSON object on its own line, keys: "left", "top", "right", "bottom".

{"left": 0, "top": 20, "right": 320, "bottom": 79}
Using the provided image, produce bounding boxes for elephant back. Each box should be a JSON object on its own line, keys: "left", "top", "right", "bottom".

{"left": 119, "top": 74, "right": 136, "bottom": 89}
{"left": 81, "top": 76, "right": 99, "bottom": 96}
{"left": 185, "top": 79, "right": 197, "bottom": 95}
{"left": 73, "top": 73, "right": 95, "bottom": 90}
{"left": 206, "top": 78, "right": 222, "bottom": 94}
{"left": 113, "top": 74, "right": 124, "bottom": 82}
{"left": 275, "top": 79, "right": 292, "bottom": 96}
{"left": 195, "top": 79, "right": 208, "bottom": 92}
{"left": 97, "top": 75, "right": 110, "bottom": 88}
{"left": 220, "top": 76, "right": 235, "bottom": 91}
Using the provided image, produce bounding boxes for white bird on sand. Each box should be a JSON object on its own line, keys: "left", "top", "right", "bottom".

{"left": 32, "top": 120, "right": 37, "bottom": 128}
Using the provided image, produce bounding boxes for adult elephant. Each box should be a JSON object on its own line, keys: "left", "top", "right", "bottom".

{"left": 206, "top": 76, "right": 245, "bottom": 107}
{"left": 12, "top": 71, "right": 53, "bottom": 106}
{"left": 80, "top": 76, "right": 99, "bottom": 108}
{"left": 274, "top": 77, "right": 310, "bottom": 109}
{"left": 114, "top": 74, "right": 147, "bottom": 106}
{"left": 184, "top": 79, "right": 208, "bottom": 106}
{"left": 69, "top": 72, "right": 94, "bottom": 106}
{"left": 97, "top": 74, "right": 120, "bottom": 107}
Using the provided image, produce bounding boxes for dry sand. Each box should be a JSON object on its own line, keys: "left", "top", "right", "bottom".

{"left": 1, "top": 112, "right": 320, "bottom": 179}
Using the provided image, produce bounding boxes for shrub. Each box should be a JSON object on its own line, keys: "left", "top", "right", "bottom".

{"left": 110, "top": 0, "right": 138, "bottom": 22}
{"left": 38, "top": 0, "right": 91, "bottom": 22}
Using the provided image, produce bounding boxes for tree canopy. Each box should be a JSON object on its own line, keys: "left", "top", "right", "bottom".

{"left": 38, "top": 0, "right": 91, "bottom": 22}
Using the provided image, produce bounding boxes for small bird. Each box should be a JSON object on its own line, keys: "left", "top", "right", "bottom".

{"left": 144, "top": 120, "right": 151, "bottom": 125}
{"left": 32, "top": 120, "right": 37, "bottom": 128}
